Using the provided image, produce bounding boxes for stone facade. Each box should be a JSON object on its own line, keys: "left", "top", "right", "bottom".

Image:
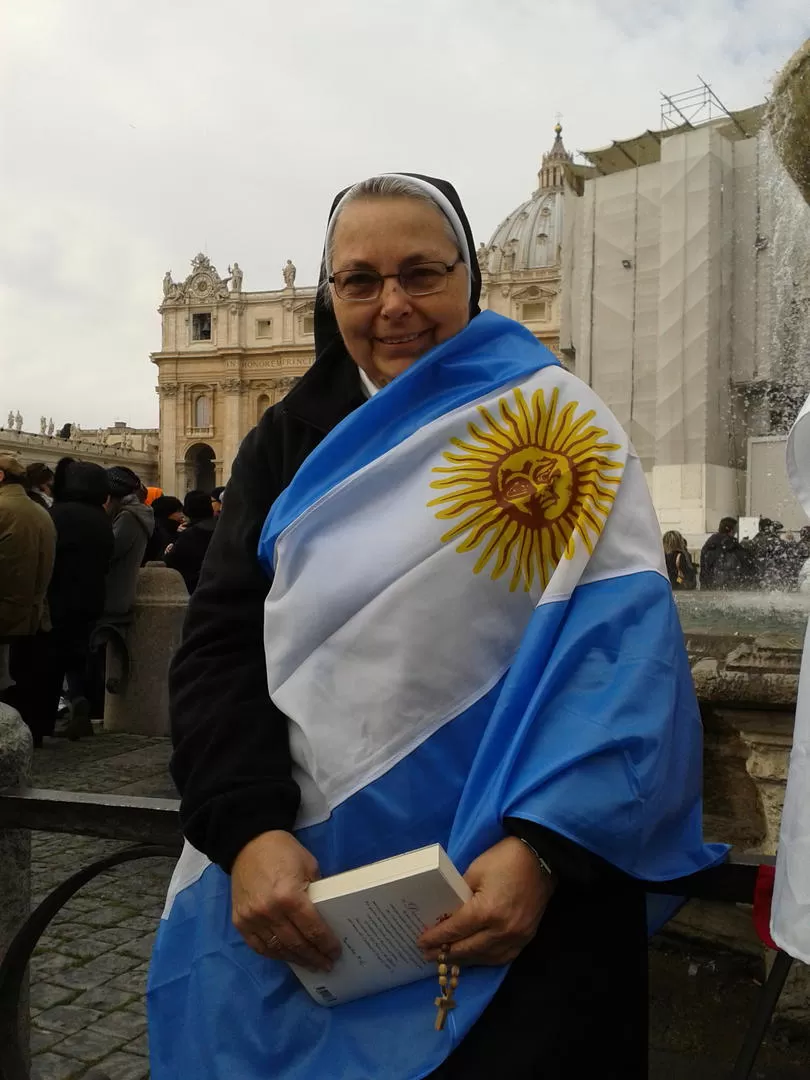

{"left": 152, "top": 253, "right": 317, "bottom": 493}
{"left": 0, "top": 427, "right": 158, "bottom": 486}
{"left": 152, "top": 131, "right": 568, "bottom": 493}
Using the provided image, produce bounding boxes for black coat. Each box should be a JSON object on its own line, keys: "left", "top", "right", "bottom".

{"left": 164, "top": 517, "right": 217, "bottom": 594}
{"left": 168, "top": 179, "right": 647, "bottom": 1076}
{"left": 699, "top": 532, "right": 749, "bottom": 589}
{"left": 142, "top": 517, "right": 179, "bottom": 565}
{"left": 48, "top": 501, "right": 114, "bottom": 630}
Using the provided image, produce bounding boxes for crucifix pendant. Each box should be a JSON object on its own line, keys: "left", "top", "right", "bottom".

{"left": 434, "top": 948, "right": 460, "bottom": 1031}
{"left": 434, "top": 992, "right": 457, "bottom": 1031}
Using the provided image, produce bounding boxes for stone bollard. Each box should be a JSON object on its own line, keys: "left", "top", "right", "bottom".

{"left": 103, "top": 564, "right": 188, "bottom": 736}
{"left": 0, "top": 702, "right": 33, "bottom": 1063}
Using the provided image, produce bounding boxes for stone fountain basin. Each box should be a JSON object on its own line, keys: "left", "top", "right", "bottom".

{"left": 674, "top": 591, "right": 808, "bottom": 709}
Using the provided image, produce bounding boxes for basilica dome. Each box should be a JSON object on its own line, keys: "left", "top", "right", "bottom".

{"left": 480, "top": 124, "right": 572, "bottom": 275}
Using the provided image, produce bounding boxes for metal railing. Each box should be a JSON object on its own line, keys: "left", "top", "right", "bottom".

{"left": 0, "top": 788, "right": 795, "bottom": 1080}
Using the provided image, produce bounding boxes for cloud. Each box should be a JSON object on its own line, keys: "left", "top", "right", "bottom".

{"left": 1, "top": 0, "right": 807, "bottom": 428}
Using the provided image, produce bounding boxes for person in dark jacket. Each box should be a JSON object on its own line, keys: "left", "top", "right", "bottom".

{"left": 85, "top": 467, "right": 154, "bottom": 723}
{"left": 103, "top": 467, "right": 154, "bottom": 617}
{"left": 748, "top": 518, "right": 792, "bottom": 590}
{"left": 699, "top": 517, "right": 749, "bottom": 589}
{"left": 45, "top": 458, "right": 113, "bottom": 740}
{"left": 164, "top": 490, "right": 216, "bottom": 593}
{"left": 143, "top": 495, "right": 184, "bottom": 565}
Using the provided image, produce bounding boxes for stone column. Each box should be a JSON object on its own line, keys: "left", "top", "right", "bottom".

{"left": 282, "top": 298, "right": 294, "bottom": 344}
{"left": 158, "top": 384, "right": 179, "bottom": 493}
{"left": 0, "top": 703, "right": 32, "bottom": 1062}
{"left": 220, "top": 379, "right": 245, "bottom": 482}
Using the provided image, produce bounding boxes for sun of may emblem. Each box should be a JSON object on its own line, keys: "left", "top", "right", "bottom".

{"left": 428, "top": 386, "right": 624, "bottom": 592}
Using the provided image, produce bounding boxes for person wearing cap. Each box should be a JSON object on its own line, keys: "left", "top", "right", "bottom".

{"left": 102, "top": 467, "right": 154, "bottom": 618}
{"left": 143, "top": 495, "right": 185, "bottom": 565}
{"left": 0, "top": 453, "right": 56, "bottom": 746}
{"left": 164, "top": 490, "right": 217, "bottom": 593}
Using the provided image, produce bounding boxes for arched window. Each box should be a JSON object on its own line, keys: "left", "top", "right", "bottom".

{"left": 256, "top": 394, "right": 270, "bottom": 423}
{"left": 185, "top": 443, "right": 216, "bottom": 493}
{"left": 194, "top": 394, "right": 211, "bottom": 428}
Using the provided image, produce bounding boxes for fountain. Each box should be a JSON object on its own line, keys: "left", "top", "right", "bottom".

{"left": 680, "top": 36, "right": 810, "bottom": 647}
{"left": 673, "top": 42, "right": 810, "bottom": 1020}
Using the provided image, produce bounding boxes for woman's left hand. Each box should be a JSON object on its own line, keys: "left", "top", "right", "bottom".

{"left": 418, "top": 836, "right": 556, "bottom": 966}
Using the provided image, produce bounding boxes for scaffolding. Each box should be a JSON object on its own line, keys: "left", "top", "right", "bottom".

{"left": 660, "top": 77, "right": 747, "bottom": 137}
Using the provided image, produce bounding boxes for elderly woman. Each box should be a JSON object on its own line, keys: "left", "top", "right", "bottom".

{"left": 149, "top": 175, "right": 723, "bottom": 1079}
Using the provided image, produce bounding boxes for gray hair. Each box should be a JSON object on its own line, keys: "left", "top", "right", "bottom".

{"left": 320, "top": 175, "right": 465, "bottom": 309}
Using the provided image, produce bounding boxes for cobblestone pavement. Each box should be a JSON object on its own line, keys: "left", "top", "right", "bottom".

{"left": 20, "top": 732, "right": 810, "bottom": 1079}
{"left": 28, "top": 732, "right": 175, "bottom": 1080}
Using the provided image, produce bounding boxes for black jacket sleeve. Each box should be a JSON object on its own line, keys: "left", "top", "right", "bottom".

{"left": 169, "top": 418, "right": 301, "bottom": 872}
{"left": 504, "top": 818, "right": 631, "bottom": 886}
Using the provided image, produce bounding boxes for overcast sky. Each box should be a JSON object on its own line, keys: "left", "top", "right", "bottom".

{"left": 1, "top": 0, "right": 808, "bottom": 429}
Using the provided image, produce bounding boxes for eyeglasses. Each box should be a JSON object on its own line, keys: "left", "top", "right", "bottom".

{"left": 329, "top": 260, "right": 462, "bottom": 302}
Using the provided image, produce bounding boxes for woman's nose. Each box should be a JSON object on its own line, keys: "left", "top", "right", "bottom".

{"left": 379, "top": 277, "right": 413, "bottom": 318}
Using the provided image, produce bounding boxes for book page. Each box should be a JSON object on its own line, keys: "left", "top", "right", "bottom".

{"left": 343, "top": 894, "right": 429, "bottom": 974}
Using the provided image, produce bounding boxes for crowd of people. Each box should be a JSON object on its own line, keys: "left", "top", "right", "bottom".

{"left": 0, "top": 452, "right": 222, "bottom": 747}
{"left": 664, "top": 516, "right": 810, "bottom": 592}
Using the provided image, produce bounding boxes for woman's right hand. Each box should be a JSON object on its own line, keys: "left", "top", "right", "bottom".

{"left": 231, "top": 830, "right": 342, "bottom": 972}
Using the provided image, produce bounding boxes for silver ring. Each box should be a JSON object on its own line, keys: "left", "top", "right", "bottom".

{"left": 265, "top": 934, "right": 282, "bottom": 952}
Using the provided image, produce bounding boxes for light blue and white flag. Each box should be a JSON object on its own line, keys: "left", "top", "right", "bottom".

{"left": 149, "top": 311, "right": 725, "bottom": 1079}
{"left": 771, "top": 396, "right": 810, "bottom": 963}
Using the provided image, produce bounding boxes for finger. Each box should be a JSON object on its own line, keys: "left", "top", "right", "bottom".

{"left": 437, "top": 928, "right": 521, "bottom": 967}
{"left": 269, "top": 916, "right": 336, "bottom": 972}
{"left": 288, "top": 899, "right": 342, "bottom": 962}
{"left": 243, "top": 929, "right": 302, "bottom": 965}
{"left": 418, "top": 900, "right": 488, "bottom": 951}
{"left": 243, "top": 931, "right": 271, "bottom": 957}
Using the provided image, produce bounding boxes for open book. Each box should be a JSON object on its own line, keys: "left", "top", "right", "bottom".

{"left": 289, "top": 844, "right": 470, "bottom": 1007}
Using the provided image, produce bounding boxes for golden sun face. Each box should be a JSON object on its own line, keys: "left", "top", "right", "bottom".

{"left": 428, "top": 385, "right": 624, "bottom": 592}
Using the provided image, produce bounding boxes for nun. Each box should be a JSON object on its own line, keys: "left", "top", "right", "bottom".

{"left": 149, "top": 174, "right": 724, "bottom": 1079}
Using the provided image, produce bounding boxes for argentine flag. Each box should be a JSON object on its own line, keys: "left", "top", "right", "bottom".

{"left": 149, "top": 311, "right": 724, "bottom": 1079}
{"left": 771, "top": 395, "right": 810, "bottom": 963}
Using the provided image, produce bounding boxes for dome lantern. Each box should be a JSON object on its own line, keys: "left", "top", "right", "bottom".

{"left": 483, "top": 121, "right": 570, "bottom": 275}
{"left": 538, "top": 122, "right": 573, "bottom": 192}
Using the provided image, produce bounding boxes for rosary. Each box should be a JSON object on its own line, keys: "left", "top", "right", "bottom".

{"left": 434, "top": 948, "right": 461, "bottom": 1030}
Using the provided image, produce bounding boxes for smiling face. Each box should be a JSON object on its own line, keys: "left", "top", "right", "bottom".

{"left": 329, "top": 197, "right": 470, "bottom": 387}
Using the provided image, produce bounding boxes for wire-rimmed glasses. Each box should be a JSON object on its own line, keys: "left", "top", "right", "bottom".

{"left": 329, "top": 260, "right": 462, "bottom": 302}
